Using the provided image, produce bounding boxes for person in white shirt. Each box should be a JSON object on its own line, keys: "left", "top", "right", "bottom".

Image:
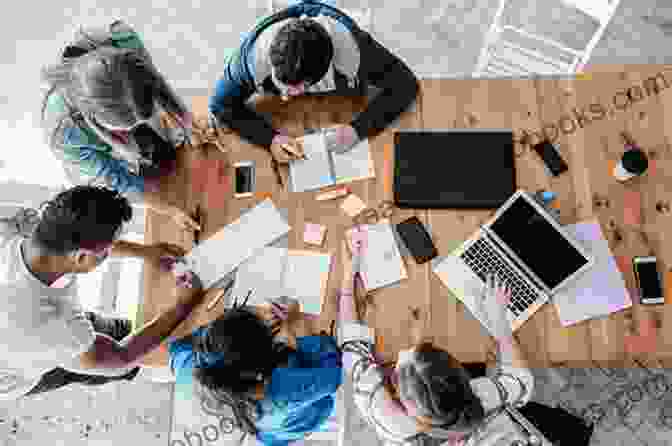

{"left": 0, "top": 185, "right": 205, "bottom": 400}
{"left": 338, "top": 239, "right": 536, "bottom": 446}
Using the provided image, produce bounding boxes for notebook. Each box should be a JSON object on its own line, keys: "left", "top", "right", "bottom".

{"left": 346, "top": 219, "right": 408, "bottom": 291}
{"left": 184, "top": 199, "right": 291, "bottom": 288}
{"left": 230, "top": 247, "right": 332, "bottom": 315}
{"left": 552, "top": 219, "right": 632, "bottom": 327}
{"left": 289, "top": 131, "right": 375, "bottom": 192}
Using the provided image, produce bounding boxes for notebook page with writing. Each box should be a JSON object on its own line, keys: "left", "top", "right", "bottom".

{"left": 230, "top": 246, "right": 288, "bottom": 307}
{"left": 349, "top": 220, "right": 408, "bottom": 291}
{"left": 185, "top": 199, "right": 291, "bottom": 288}
{"left": 282, "top": 250, "right": 332, "bottom": 315}
{"left": 289, "top": 133, "right": 335, "bottom": 192}
{"left": 332, "top": 138, "right": 376, "bottom": 184}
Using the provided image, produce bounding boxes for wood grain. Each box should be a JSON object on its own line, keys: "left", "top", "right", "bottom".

{"left": 140, "top": 71, "right": 672, "bottom": 367}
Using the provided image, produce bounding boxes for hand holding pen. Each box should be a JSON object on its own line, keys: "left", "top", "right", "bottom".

{"left": 270, "top": 134, "right": 307, "bottom": 164}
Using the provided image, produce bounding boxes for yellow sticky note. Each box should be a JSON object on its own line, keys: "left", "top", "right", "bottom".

{"left": 341, "top": 194, "right": 367, "bottom": 217}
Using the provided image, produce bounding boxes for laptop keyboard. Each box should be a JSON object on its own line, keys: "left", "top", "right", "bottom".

{"left": 460, "top": 238, "right": 542, "bottom": 317}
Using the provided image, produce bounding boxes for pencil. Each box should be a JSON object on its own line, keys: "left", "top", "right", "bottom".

{"left": 271, "top": 158, "right": 284, "bottom": 187}
{"left": 206, "top": 279, "right": 235, "bottom": 311}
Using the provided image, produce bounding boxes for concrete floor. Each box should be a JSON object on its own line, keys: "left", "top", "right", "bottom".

{"left": 3, "top": 0, "right": 672, "bottom": 445}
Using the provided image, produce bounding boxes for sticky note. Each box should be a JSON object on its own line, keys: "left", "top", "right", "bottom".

{"left": 304, "top": 223, "right": 327, "bottom": 246}
{"left": 623, "top": 189, "right": 642, "bottom": 226}
{"left": 341, "top": 194, "right": 367, "bottom": 217}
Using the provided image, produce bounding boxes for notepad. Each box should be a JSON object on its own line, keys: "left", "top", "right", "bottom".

{"left": 230, "top": 247, "right": 332, "bottom": 315}
{"left": 184, "top": 199, "right": 291, "bottom": 288}
{"left": 552, "top": 219, "right": 632, "bottom": 326}
{"left": 346, "top": 219, "right": 408, "bottom": 291}
{"left": 289, "top": 131, "right": 375, "bottom": 192}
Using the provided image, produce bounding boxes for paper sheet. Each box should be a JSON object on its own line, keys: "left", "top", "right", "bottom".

{"left": 553, "top": 219, "right": 632, "bottom": 327}
{"left": 333, "top": 138, "right": 375, "bottom": 184}
{"left": 230, "top": 246, "right": 287, "bottom": 307}
{"left": 350, "top": 220, "right": 408, "bottom": 291}
{"left": 282, "top": 250, "right": 332, "bottom": 315}
{"left": 290, "top": 133, "right": 334, "bottom": 192}
{"left": 185, "top": 199, "right": 291, "bottom": 288}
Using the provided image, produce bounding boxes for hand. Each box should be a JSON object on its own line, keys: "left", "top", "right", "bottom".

{"left": 168, "top": 206, "right": 201, "bottom": 232}
{"left": 270, "top": 135, "right": 305, "bottom": 164}
{"left": 142, "top": 242, "right": 186, "bottom": 267}
{"left": 255, "top": 301, "right": 285, "bottom": 337}
{"left": 476, "top": 274, "right": 514, "bottom": 343}
{"left": 324, "top": 125, "right": 359, "bottom": 154}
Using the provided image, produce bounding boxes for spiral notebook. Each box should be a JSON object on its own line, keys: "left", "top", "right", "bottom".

{"left": 289, "top": 131, "right": 375, "bottom": 192}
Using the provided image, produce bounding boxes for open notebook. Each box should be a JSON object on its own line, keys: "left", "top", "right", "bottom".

{"left": 346, "top": 219, "right": 408, "bottom": 291}
{"left": 230, "top": 247, "right": 332, "bottom": 315}
{"left": 289, "top": 131, "right": 375, "bottom": 192}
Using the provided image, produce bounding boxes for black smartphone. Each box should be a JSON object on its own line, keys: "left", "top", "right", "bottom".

{"left": 234, "top": 161, "right": 255, "bottom": 198}
{"left": 532, "top": 140, "right": 569, "bottom": 176}
{"left": 396, "top": 216, "right": 438, "bottom": 264}
{"left": 633, "top": 256, "right": 665, "bottom": 304}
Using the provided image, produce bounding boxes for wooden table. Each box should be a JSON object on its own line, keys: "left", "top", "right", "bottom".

{"left": 141, "top": 67, "right": 672, "bottom": 368}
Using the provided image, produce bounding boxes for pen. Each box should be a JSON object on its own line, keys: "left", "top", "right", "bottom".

{"left": 281, "top": 143, "right": 307, "bottom": 160}
{"left": 271, "top": 158, "right": 284, "bottom": 188}
{"left": 206, "top": 278, "right": 235, "bottom": 311}
{"left": 193, "top": 206, "right": 202, "bottom": 245}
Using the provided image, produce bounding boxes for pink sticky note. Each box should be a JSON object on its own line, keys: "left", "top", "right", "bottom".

{"left": 623, "top": 189, "right": 642, "bottom": 226}
{"left": 304, "top": 223, "right": 326, "bottom": 246}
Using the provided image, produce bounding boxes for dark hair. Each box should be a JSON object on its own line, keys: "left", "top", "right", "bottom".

{"left": 193, "top": 294, "right": 293, "bottom": 437}
{"left": 33, "top": 185, "right": 132, "bottom": 256}
{"left": 269, "top": 18, "right": 334, "bottom": 86}
{"left": 397, "top": 343, "right": 485, "bottom": 431}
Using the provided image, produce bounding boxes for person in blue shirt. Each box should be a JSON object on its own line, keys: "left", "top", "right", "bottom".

{"left": 169, "top": 294, "right": 342, "bottom": 445}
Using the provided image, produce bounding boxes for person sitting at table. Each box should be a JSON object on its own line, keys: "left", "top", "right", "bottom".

{"left": 40, "top": 20, "right": 199, "bottom": 232}
{"left": 168, "top": 294, "right": 343, "bottom": 445}
{"left": 209, "top": 0, "right": 419, "bottom": 164}
{"left": 338, "top": 237, "right": 536, "bottom": 446}
{"left": 0, "top": 185, "right": 204, "bottom": 400}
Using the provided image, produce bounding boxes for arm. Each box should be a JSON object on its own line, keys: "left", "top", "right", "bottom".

{"left": 349, "top": 29, "right": 419, "bottom": 139}
{"left": 209, "top": 52, "right": 277, "bottom": 149}
{"left": 77, "top": 277, "right": 206, "bottom": 370}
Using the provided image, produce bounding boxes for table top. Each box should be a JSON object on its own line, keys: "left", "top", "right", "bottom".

{"left": 140, "top": 69, "right": 672, "bottom": 368}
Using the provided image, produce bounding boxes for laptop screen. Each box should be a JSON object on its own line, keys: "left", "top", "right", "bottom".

{"left": 489, "top": 195, "right": 589, "bottom": 290}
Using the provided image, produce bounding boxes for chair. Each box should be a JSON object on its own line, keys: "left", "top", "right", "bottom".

{"left": 475, "top": 0, "right": 621, "bottom": 77}
{"left": 268, "top": 0, "right": 373, "bottom": 32}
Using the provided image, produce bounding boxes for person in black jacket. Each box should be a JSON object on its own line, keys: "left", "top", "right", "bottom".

{"left": 209, "top": 0, "right": 419, "bottom": 164}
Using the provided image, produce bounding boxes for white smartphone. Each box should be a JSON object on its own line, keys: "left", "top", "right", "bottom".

{"left": 234, "top": 161, "right": 255, "bottom": 198}
{"left": 633, "top": 256, "right": 665, "bottom": 305}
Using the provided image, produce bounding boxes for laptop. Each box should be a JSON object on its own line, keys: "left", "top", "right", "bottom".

{"left": 433, "top": 190, "right": 595, "bottom": 333}
{"left": 393, "top": 130, "right": 516, "bottom": 208}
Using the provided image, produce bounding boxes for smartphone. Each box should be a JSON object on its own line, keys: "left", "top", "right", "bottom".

{"left": 234, "top": 161, "right": 255, "bottom": 198}
{"left": 532, "top": 140, "right": 569, "bottom": 176}
{"left": 396, "top": 216, "right": 438, "bottom": 264}
{"left": 633, "top": 256, "right": 665, "bottom": 304}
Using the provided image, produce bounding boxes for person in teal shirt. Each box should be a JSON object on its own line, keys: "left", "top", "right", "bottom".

{"left": 168, "top": 295, "right": 342, "bottom": 445}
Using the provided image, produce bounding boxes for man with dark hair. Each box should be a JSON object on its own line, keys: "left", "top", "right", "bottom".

{"left": 0, "top": 185, "right": 205, "bottom": 399}
{"left": 209, "top": 0, "right": 419, "bottom": 164}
